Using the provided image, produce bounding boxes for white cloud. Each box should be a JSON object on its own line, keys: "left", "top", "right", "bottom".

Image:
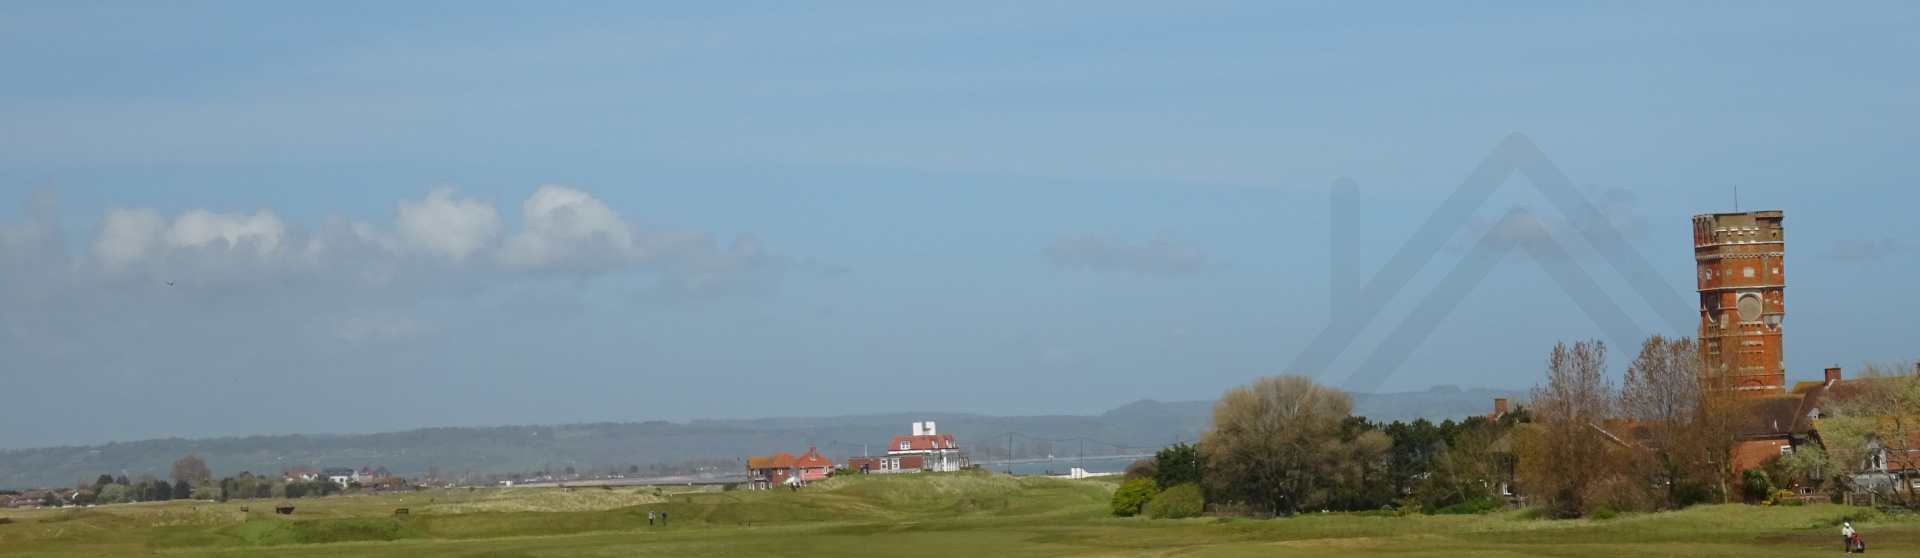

{"left": 498, "top": 185, "right": 638, "bottom": 271}
{"left": 165, "top": 208, "right": 287, "bottom": 255}
{"left": 91, "top": 208, "right": 166, "bottom": 270}
{"left": 1044, "top": 234, "right": 1207, "bottom": 276}
{"left": 397, "top": 187, "right": 499, "bottom": 262}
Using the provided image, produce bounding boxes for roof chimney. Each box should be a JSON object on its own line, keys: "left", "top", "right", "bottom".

{"left": 912, "top": 422, "right": 924, "bottom": 436}
{"left": 1494, "top": 398, "right": 1508, "bottom": 415}
{"left": 1825, "top": 366, "right": 1842, "bottom": 384}
{"left": 924, "top": 421, "right": 936, "bottom": 436}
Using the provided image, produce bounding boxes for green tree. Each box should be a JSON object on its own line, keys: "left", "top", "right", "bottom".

{"left": 1200, "top": 375, "right": 1388, "bottom": 516}
{"left": 41, "top": 491, "right": 61, "bottom": 507}
{"left": 96, "top": 483, "right": 128, "bottom": 503}
{"left": 1152, "top": 443, "right": 1201, "bottom": 489}
{"left": 1144, "top": 483, "right": 1205, "bottom": 519}
{"left": 1111, "top": 478, "right": 1160, "bottom": 517}
{"left": 94, "top": 474, "right": 114, "bottom": 488}
{"left": 172, "top": 479, "right": 192, "bottom": 500}
{"left": 193, "top": 481, "right": 223, "bottom": 501}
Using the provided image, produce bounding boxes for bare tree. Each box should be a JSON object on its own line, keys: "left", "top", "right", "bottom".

{"left": 1620, "top": 335, "right": 1730, "bottom": 508}
{"left": 171, "top": 455, "right": 211, "bottom": 484}
{"left": 1518, "top": 340, "right": 1617, "bottom": 518}
{"left": 1200, "top": 375, "right": 1387, "bottom": 516}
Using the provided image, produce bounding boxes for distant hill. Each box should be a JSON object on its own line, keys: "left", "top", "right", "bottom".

{"left": 0, "top": 386, "right": 1519, "bottom": 490}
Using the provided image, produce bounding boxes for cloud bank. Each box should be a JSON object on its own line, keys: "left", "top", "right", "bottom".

{"left": 64, "top": 185, "right": 781, "bottom": 293}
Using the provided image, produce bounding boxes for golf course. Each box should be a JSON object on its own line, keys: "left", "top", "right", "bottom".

{"left": 0, "top": 470, "right": 1907, "bottom": 557}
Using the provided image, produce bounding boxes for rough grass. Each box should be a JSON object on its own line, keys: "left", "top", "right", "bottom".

{"left": 0, "top": 473, "right": 1914, "bottom": 557}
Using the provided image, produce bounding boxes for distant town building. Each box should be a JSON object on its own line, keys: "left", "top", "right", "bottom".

{"left": 744, "top": 446, "right": 835, "bottom": 489}
{"left": 1693, "top": 210, "right": 1786, "bottom": 396}
{"left": 321, "top": 468, "right": 355, "bottom": 486}
{"left": 850, "top": 421, "right": 968, "bottom": 473}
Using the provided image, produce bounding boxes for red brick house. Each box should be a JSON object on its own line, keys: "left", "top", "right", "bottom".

{"left": 745, "top": 446, "right": 835, "bottom": 489}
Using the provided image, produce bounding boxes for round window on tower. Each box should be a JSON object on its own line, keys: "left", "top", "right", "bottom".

{"left": 1736, "top": 293, "right": 1762, "bottom": 322}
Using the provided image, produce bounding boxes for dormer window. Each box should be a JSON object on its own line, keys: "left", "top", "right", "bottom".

{"left": 900, "top": 441, "right": 911, "bottom": 451}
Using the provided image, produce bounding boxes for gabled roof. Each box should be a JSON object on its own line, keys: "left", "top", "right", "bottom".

{"left": 1736, "top": 394, "right": 1816, "bottom": 438}
{"left": 747, "top": 452, "right": 796, "bottom": 470}
{"left": 889, "top": 434, "right": 959, "bottom": 452}
{"left": 793, "top": 445, "right": 833, "bottom": 468}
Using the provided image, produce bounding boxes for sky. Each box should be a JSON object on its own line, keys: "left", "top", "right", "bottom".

{"left": 2, "top": 1, "right": 1918, "bottom": 448}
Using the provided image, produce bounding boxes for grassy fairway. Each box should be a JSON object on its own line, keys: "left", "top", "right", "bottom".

{"left": 0, "top": 471, "right": 1909, "bottom": 557}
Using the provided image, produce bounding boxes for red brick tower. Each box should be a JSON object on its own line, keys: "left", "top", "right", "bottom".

{"left": 1693, "top": 211, "right": 1785, "bottom": 396}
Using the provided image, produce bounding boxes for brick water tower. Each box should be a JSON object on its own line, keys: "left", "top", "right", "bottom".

{"left": 1693, "top": 211, "right": 1785, "bottom": 396}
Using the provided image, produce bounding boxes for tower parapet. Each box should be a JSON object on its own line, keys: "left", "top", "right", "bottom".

{"left": 1693, "top": 211, "right": 1785, "bottom": 395}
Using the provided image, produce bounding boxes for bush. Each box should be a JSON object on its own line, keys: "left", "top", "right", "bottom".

{"left": 1740, "top": 468, "right": 1774, "bottom": 504}
{"left": 1123, "top": 459, "right": 1156, "bottom": 481}
{"left": 1674, "top": 482, "right": 1715, "bottom": 508}
{"left": 1111, "top": 479, "right": 1160, "bottom": 517}
{"left": 1589, "top": 506, "right": 1618, "bottom": 520}
{"left": 1144, "top": 483, "right": 1204, "bottom": 519}
{"left": 1432, "top": 498, "right": 1504, "bottom": 515}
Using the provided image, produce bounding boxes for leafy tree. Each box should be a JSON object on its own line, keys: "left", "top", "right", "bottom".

{"left": 41, "top": 491, "right": 61, "bottom": 507}
{"left": 114, "top": 475, "right": 129, "bottom": 486}
{"left": 95, "top": 474, "right": 115, "bottom": 487}
{"left": 172, "top": 455, "right": 212, "bottom": 484}
{"left": 1144, "top": 483, "right": 1204, "bottom": 519}
{"left": 193, "top": 481, "right": 223, "bottom": 501}
{"left": 96, "top": 483, "right": 128, "bottom": 503}
{"left": 1411, "top": 416, "right": 1510, "bottom": 512}
{"left": 1111, "top": 478, "right": 1160, "bottom": 517}
{"left": 1123, "top": 459, "right": 1155, "bottom": 481}
{"left": 284, "top": 482, "right": 307, "bottom": 499}
{"left": 172, "top": 479, "right": 192, "bottom": 500}
{"left": 1801, "top": 363, "right": 1920, "bottom": 511}
{"left": 1200, "top": 375, "right": 1389, "bottom": 516}
{"left": 1151, "top": 443, "right": 1201, "bottom": 489}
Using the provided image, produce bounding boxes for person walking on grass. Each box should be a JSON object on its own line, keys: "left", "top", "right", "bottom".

{"left": 648, "top": 510, "right": 654, "bottom": 526}
{"left": 1842, "top": 521, "right": 1859, "bottom": 553}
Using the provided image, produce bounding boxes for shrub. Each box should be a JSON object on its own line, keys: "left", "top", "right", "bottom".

{"left": 1145, "top": 483, "right": 1204, "bottom": 519}
{"left": 1674, "top": 482, "right": 1715, "bottom": 508}
{"left": 1740, "top": 468, "right": 1774, "bottom": 504}
{"left": 1111, "top": 479, "right": 1160, "bottom": 517}
{"left": 1432, "top": 498, "right": 1504, "bottom": 515}
{"left": 1589, "top": 506, "right": 1618, "bottom": 520}
{"left": 1123, "top": 459, "right": 1156, "bottom": 481}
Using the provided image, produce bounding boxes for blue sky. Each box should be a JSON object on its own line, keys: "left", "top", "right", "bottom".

{"left": 2, "top": 1, "right": 1917, "bottom": 448}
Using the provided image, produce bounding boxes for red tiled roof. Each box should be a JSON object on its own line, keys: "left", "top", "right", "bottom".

{"left": 747, "top": 452, "right": 796, "bottom": 470}
{"left": 793, "top": 446, "right": 833, "bottom": 468}
{"left": 889, "top": 434, "right": 958, "bottom": 452}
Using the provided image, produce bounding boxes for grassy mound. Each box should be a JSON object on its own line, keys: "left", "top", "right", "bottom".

{"left": 227, "top": 516, "right": 430, "bottom": 546}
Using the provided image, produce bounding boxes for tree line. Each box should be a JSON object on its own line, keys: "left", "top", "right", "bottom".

{"left": 65, "top": 455, "right": 357, "bottom": 506}
{"left": 1111, "top": 334, "right": 1871, "bottom": 519}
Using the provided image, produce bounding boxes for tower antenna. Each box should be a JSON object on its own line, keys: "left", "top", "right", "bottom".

{"left": 1734, "top": 186, "right": 1739, "bottom": 212}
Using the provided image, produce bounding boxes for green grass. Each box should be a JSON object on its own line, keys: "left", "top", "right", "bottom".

{"left": 0, "top": 470, "right": 1911, "bottom": 557}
